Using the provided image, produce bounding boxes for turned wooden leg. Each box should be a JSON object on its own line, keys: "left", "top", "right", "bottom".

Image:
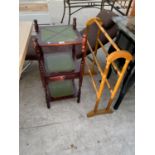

{"left": 46, "top": 97, "right": 50, "bottom": 109}
{"left": 34, "top": 19, "right": 39, "bottom": 33}
{"left": 77, "top": 75, "right": 83, "bottom": 103}
{"left": 46, "top": 101, "right": 50, "bottom": 109}
{"left": 45, "top": 89, "right": 50, "bottom": 109}
{"left": 77, "top": 34, "right": 86, "bottom": 103}
{"left": 73, "top": 17, "right": 76, "bottom": 30}
{"left": 39, "top": 64, "right": 46, "bottom": 88}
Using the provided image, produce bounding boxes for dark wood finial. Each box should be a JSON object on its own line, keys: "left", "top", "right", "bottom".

{"left": 73, "top": 17, "right": 77, "bottom": 30}
{"left": 34, "top": 19, "right": 39, "bottom": 33}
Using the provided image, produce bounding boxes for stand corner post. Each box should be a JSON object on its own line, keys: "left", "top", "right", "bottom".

{"left": 73, "top": 17, "right": 77, "bottom": 30}
{"left": 34, "top": 19, "right": 39, "bottom": 33}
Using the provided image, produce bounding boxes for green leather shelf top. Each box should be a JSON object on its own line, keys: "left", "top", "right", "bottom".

{"left": 44, "top": 52, "right": 75, "bottom": 73}
{"left": 48, "top": 80, "right": 74, "bottom": 98}
{"left": 41, "top": 25, "right": 77, "bottom": 43}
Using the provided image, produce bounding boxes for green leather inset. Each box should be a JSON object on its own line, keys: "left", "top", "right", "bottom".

{"left": 44, "top": 52, "right": 75, "bottom": 73}
{"left": 41, "top": 25, "right": 77, "bottom": 43}
{"left": 48, "top": 80, "right": 74, "bottom": 98}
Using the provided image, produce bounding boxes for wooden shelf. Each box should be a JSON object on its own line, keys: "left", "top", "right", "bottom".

{"left": 48, "top": 80, "right": 76, "bottom": 99}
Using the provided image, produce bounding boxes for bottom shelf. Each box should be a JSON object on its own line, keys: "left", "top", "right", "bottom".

{"left": 48, "top": 80, "right": 76, "bottom": 99}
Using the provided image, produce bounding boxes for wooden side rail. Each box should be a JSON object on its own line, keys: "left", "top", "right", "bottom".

{"left": 85, "top": 17, "right": 133, "bottom": 117}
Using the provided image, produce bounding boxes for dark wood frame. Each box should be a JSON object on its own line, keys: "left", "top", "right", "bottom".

{"left": 32, "top": 19, "right": 87, "bottom": 108}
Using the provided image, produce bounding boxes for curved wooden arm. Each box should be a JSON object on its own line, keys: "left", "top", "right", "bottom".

{"left": 86, "top": 17, "right": 102, "bottom": 27}
{"left": 107, "top": 50, "right": 133, "bottom": 64}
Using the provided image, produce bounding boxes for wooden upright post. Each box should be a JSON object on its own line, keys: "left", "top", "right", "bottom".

{"left": 73, "top": 17, "right": 77, "bottom": 30}
{"left": 34, "top": 19, "right": 39, "bottom": 33}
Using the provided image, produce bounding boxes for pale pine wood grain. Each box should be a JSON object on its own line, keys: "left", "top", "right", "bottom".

{"left": 19, "top": 3, "right": 48, "bottom": 12}
{"left": 19, "top": 21, "right": 33, "bottom": 78}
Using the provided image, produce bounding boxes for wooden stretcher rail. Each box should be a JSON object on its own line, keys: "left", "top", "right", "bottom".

{"left": 86, "top": 61, "right": 98, "bottom": 97}
{"left": 86, "top": 17, "right": 120, "bottom": 51}
{"left": 87, "top": 40, "right": 104, "bottom": 76}
{"left": 110, "top": 60, "right": 130, "bottom": 98}
{"left": 105, "top": 79, "right": 113, "bottom": 94}
{"left": 97, "top": 38, "right": 121, "bottom": 76}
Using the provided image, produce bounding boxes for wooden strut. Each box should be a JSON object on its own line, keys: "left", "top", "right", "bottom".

{"left": 85, "top": 17, "right": 133, "bottom": 117}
